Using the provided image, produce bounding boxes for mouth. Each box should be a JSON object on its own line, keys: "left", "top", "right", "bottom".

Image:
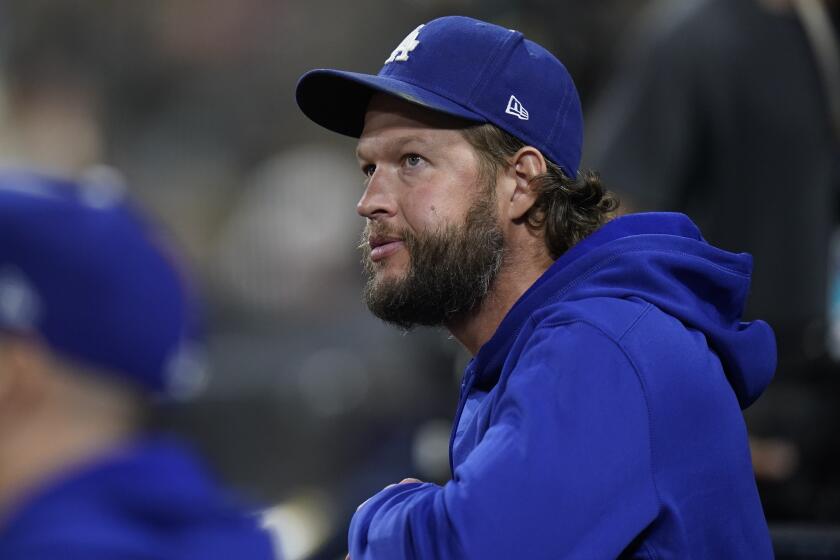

{"left": 367, "top": 235, "right": 405, "bottom": 262}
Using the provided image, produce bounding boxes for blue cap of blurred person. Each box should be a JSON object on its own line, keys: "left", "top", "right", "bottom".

{"left": 0, "top": 168, "right": 206, "bottom": 398}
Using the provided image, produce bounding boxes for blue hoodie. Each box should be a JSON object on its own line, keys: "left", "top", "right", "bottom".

{"left": 348, "top": 213, "right": 775, "bottom": 559}
{"left": 0, "top": 437, "right": 277, "bottom": 560}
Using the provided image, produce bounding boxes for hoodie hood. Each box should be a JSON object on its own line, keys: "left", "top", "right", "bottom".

{"left": 474, "top": 212, "right": 776, "bottom": 409}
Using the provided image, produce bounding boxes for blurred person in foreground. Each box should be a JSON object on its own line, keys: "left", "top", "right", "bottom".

{"left": 0, "top": 170, "right": 277, "bottom": 559}
{"left": 296, "top": 15, "right": 776, "bottom": 559}
{"left": 586, "top": 0, "right": 840, "bottom": 521}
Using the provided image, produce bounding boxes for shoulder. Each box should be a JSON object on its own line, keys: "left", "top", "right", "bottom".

{"left": 528, "top": 296, "right": 654, "bottom": 343}
{"left": 0, "top": 441, "right": 273, "bottom": 560}
{"left": 0, "top": 514, "right": 167, "bottom": 560}
{"left": 514, "top": 296, "right": 698, "bottom": 384}
{"left": 502, "top": 298, "right": 652, "bottom": 396}
{"left": 1, "top": 495, "right": 272, "bottom": 560}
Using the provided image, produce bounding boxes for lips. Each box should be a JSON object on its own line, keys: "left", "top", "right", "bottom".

{"left": 368, "top": 235, "right": 405, "bottom": 262}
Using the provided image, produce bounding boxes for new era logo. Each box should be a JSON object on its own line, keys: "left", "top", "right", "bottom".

{"left": 505, "top": 95, "right": 529, "bottom": 120}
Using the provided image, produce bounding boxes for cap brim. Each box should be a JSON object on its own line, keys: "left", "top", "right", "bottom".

{"left": 296, "top": 69, "right": 486, "bottom": 138}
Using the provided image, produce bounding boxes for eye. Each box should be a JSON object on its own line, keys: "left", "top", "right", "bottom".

{"left": 362, "top": 163, "right": 376, "bottom": 177}
{"left": 403, "top": 153, "right": 424, "bottom": 168}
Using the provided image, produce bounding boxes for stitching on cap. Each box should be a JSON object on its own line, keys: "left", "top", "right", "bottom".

{"left": 547, "top": 70, "right": 572, "bottom": 167}
{"left": 467, "top": 28, "right": 523, "bottom": 108}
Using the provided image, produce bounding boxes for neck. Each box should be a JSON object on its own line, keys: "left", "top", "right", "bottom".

{"left": 448, "top": 244, "right": 553, "bottom": 355}
{"left": 0, "top": 403, "right": 136, "bottom": 523}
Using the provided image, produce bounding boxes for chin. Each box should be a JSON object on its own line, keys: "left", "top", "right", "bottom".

{"left": 374, "top": 254, "right": 410, "bottom": 275}
{"left": 372, "top": 266, "right": 408, "bottom": 288}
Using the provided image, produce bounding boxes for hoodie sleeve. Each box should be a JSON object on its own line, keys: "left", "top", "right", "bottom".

{"left": 348, "top": 321, "right": 660, "bottom": 560}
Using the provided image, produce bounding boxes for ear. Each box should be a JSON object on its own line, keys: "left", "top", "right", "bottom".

{"left": 504, "top": 146, "right": 547, "bottom": 222}
{"left": 0, "top": 336, "right": 50, "bottom": 413}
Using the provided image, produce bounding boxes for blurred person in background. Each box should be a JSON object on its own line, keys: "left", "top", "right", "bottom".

{"left": 0, "top": 170, "right": 277, "bottom": 559}
{"left": 0, "top": 4, "right": 464, "bottom": 558}
{"left": 298, "top": 15, "right": 775, "bottom": 559}
{"left": 587, "top": 0, "right": 840, "bottom": 523}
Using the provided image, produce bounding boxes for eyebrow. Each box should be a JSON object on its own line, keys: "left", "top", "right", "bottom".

{"left": 356, "top": 135, "right": 434, "bottom": 161}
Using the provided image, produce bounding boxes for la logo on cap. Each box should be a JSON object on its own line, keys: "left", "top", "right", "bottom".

{"left": 385, "top": 24, "right": 424, "bottom": 63}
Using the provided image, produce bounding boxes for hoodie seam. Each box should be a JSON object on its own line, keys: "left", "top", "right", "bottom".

{"left": 480, "top": 243, "right": 749, "bottom": 391}
{"left": 532, "top": 317, "right": 663, "bottom": 553}
{"left": 618, "top": 302, "right": 656, "bottom": 343}
{"left": 515, "top": 248, "right": 750, "bottom": 347}
{"left": 552, "top": 248, "right": 750, "bottom": 304}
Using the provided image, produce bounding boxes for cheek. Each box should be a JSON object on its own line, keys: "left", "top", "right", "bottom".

{"left": 398, "top": 158, "right": 483, "bottom": 231}
{"left": 400, "top": 193, "right": 443, "bottom": 232}
{"left": 403, "top": 185, "right": 474, "bottom": 232}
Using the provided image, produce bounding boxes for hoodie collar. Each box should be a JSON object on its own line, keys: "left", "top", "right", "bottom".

{"left": 473, "top": 213, "right": 699, "bottom": 377}
{"left": 470, "top": 212, "right": 774, "bottom": 408}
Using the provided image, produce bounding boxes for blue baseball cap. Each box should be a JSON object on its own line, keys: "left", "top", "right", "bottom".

{"left": 0, "top": 169, "right": 206, "bottom": 398}
{"left": 296, "top": 15, "right": 583, "bottom": 177}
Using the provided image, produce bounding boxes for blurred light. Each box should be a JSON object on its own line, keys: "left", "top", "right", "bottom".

{"left": 214, "top": 145, "right": 360, "bottom": 313}
{"left": 261, "top": 490, "right": 335, "bottom": 560}
{"left": 412, "top": 418, "right": 452, "bottom": 482}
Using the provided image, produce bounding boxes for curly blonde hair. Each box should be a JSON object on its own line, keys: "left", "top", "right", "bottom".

{"left": 462, "top": 124, "right": 619, "bottom": 259}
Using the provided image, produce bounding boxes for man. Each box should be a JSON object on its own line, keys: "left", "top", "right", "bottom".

{"left": 0, "top": 169, "right": 277, "bottom": 559}
{"left": 297, "top": 15, "right": 775, "bottom": 559}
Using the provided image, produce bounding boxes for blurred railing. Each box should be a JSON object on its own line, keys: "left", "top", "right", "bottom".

{"left": 772, "top": 525, "right": 840, "bottom": 559}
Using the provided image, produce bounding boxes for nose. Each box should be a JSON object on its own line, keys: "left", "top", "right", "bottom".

{"left": 356, "top": 169, "right": 395, "bottom": 220}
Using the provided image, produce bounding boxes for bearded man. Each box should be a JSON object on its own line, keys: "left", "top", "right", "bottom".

{"left": 297, "top": 15, "right": 776, "bottom": 560}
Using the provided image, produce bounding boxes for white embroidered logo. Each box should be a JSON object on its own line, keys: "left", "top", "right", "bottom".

{"left": 385, "top": 25, "right": 424, "bottom": 63}
{"left": 0, "top": 267, "right": 40, "bottom": 330}
{"left": 164, "top": 341, "right": 209, "bottom": 401}
{"left": 505, "top": 95, "right": 529, "bottom": 120}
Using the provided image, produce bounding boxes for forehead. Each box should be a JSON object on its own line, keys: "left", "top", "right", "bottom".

{"left": 357, "top": 94, "right": 475, "bottom": 156}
